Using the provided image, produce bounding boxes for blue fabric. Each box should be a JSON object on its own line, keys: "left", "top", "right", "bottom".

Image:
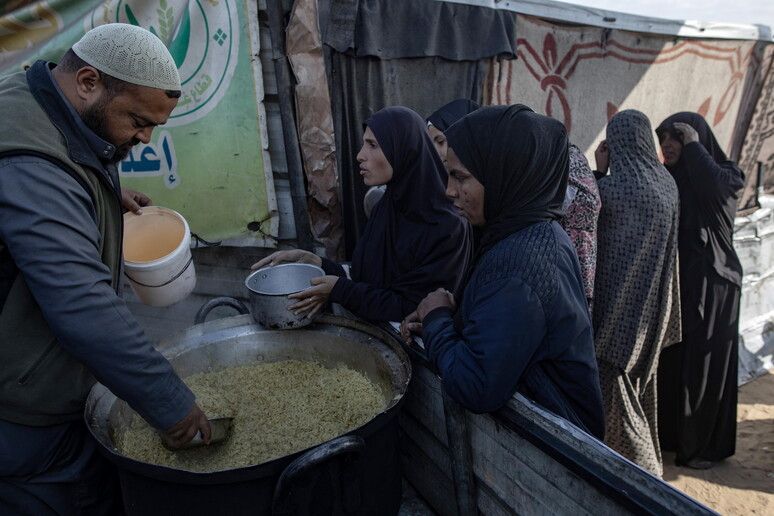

{"left": 0, "top": 419, "right": 120, "bottom": 515}
{"left": 423, "top": 222, "right": 605, "bottom": 439}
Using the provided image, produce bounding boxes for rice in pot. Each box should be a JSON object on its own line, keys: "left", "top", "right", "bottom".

{"left": 118, "top": 360, "right": 385, "bottom": 472}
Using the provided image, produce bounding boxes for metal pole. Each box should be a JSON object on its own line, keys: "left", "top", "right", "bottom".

{"left": 756, "top": 161, "right": 764, "bottom": 208}
{"left": 265, "top": 0, "right": 315, "bottom": 251}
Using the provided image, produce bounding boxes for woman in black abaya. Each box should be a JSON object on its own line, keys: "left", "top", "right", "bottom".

{"left": 655, "top": 112, "right": 745, "bottom": 469}
{"left": 253, "top": 106, "right": 472, "bottom": 323}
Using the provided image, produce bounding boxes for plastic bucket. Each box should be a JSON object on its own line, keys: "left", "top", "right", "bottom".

{"left": 122, "top": 206, "right": 196, "bottom": 307}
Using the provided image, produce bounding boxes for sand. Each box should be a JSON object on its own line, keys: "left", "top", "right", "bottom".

{"left": 662, "top": 371, "right": 774, "bottom": 515}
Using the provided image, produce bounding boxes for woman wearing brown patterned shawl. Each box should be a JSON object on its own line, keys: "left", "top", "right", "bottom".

{"left": 592, "top": 110, "right": 681, "bottom": 476}
{"left": 560, "top": 145, "right": 601, "bottom": 310}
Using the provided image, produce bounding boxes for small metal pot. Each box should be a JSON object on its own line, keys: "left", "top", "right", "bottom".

{"left": 245, "top": 263, "right": 324, "bottom": 329}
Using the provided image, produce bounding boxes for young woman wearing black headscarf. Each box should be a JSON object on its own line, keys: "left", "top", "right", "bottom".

{"left": 402, "top": 105, "right": 605, "bottom": 439}
{"left": 426, "top": 98, "right": 480, "bottom": 162}
{"left": 362, "top": 99, "right": 482, "bottom": 219}
{"left": 253, "top": 106, "right": 471, "bottom": 323}
{"left": 655, "top": 112, "right": 745, "bottom": 469}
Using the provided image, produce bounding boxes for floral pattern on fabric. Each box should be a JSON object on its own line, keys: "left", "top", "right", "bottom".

{"left": 559, "top": 144, "right": 601, "bottom": 301}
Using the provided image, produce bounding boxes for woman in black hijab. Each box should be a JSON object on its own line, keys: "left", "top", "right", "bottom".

{"left": 361, "top": 99, "right": 481, "bottom": 219}
{"left": 402, "top": 105, "right": 605, "bottom": 439}
{"left": 426, "top": 98, "right": 480, "bottom": 162}
{"left": 655, "top": 112, "right": 745, "bottom": 469}
{"left": 253, "top": 106, "right": 471, "bottom": 323}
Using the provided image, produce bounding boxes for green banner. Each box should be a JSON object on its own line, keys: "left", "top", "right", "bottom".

{"left": 0, "top": 0, "right": 272, "bottom": 243}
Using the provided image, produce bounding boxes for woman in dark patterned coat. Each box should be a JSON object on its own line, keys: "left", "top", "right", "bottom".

{"left": 592, "top": 109, "right": 681, "bottom": 476}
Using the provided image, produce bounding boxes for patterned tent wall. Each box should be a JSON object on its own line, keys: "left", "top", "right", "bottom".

{"left": 483, "top": 14, "right": 772, "bottom": 211}
{"left": 738, "top": 46, "right": 774, "bottom": 212}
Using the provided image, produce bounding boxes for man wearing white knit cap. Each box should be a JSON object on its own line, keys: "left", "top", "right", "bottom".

{"left": 0, "top": 23, "right": 210, "bottom": 513}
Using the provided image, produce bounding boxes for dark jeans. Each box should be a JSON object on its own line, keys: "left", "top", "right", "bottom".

{"left": 0, "top": 418, "right": 121, "bottom": 515}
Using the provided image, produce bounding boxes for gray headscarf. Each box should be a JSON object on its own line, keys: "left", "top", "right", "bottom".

{"left": 593, "top": 110, "right": 681, "bottom": 377}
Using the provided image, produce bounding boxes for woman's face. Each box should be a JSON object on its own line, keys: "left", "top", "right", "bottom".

{"left": 445, "top": 147, "right": 485, "bottom": 226}
{"left": 659, "top": 130, "right": 683, "bottom": 167}
{"left": 427, "top": 124, "right": 448, "bottom": 163}
{"left": 356, "top": 126, "right": 393, "bottom": 186}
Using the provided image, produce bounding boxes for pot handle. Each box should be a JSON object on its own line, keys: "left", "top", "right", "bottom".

{"left": 272, "top": 435, "right": 365, "bottom": 516}
{"left": 194, "top": 296, "right": 249, "bottom": 324}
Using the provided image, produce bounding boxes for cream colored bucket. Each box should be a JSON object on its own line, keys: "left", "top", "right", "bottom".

{"left": 123, "top": 206, "right": 196, "bottom": 307}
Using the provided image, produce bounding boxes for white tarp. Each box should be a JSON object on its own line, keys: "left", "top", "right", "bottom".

{"left": 438, "top": 0, "right": 772, "bottom": 41}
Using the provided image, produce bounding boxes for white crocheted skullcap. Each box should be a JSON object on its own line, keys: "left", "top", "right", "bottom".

{"left": 72, "top": 23, "right": 181, "bottom": 91}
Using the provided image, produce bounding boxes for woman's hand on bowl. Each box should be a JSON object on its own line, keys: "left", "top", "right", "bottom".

{"left": 287, "top": 275, "right": 338, "bottom": 318}
{"left": 251, "top": 250, "right": 322, "bottom": 270}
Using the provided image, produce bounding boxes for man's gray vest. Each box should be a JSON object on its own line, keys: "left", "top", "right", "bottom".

{"left": 0, "top": 65, "right": 123, "bottom": 425}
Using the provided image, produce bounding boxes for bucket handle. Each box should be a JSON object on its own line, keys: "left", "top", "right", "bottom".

{"left": 272, "top": 435, "right": 365, "bottom": 516}
{"left": 194, "top": 296, "right": 249, "bottom": 324}
{"left": 124, "top": 254, "right": 193, "bottom": 289}
{"left": 123, "top": 232, "right": 219, "bottom": 289}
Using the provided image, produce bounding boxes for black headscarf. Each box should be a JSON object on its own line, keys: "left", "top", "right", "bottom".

{"left": 445, "top": 104, "right": 569, "bottom": 260}
{"left": 656, "top": 112, "right": 729, "bottom": 169}
{"left": 655, "top": 112, "right": 744, "bottom": 229}
{"left": 427, "top": 99, "right": 481, "bottom": 132}
{"left": 350, "top": 106, "right": 471, "bottom": 298}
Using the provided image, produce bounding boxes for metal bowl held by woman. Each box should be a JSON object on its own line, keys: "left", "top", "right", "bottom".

{"left": 84, "top": 314, "right": 411, "bottom": 516}
{"left": 246, "top": 263, "right": 324, "bottom": 329}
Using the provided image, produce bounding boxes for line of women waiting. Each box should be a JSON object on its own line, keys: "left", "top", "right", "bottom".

{"left": 255, "top": 98, "right": 745, "bottom": 477}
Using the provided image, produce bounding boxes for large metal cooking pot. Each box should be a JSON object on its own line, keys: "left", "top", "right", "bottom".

{"left": 85, "top": 314, "right": 411, "bottom": 516}
{"left": 245, "top": 263, "right": 324, "bottom": 329}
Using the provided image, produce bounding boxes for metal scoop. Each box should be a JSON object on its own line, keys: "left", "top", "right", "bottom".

{"left": 160, "top": 417, "right": 234, "bottom": 451}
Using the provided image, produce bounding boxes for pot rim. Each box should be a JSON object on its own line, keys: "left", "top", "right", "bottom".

{"left": 84, "top": 315, "right": 411, "bottom": 481}
{"left": 245, "top": 263, "right": 324, "bottom": 296}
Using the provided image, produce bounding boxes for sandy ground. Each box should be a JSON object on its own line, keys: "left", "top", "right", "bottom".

{"left": 662, "top": 371, "right": 774, "bottom": 515}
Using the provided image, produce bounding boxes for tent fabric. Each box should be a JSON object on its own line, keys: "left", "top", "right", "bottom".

{"left": 737, "top": 47, "right": 774, "bottom": 211}
{"left": 322, "top": 0, "right": 516, "bottom": 257}
{"left": 483, "top": 14, "right": 772, "bottom": 213}
{"left": 287, "top": 0, "right": 344, "bottom": 259}
{"left": 325, "top": 0, "right": 516, "bottom": 61}
{"left": 326, "top": 52, "right": 489, "bottom": 258}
